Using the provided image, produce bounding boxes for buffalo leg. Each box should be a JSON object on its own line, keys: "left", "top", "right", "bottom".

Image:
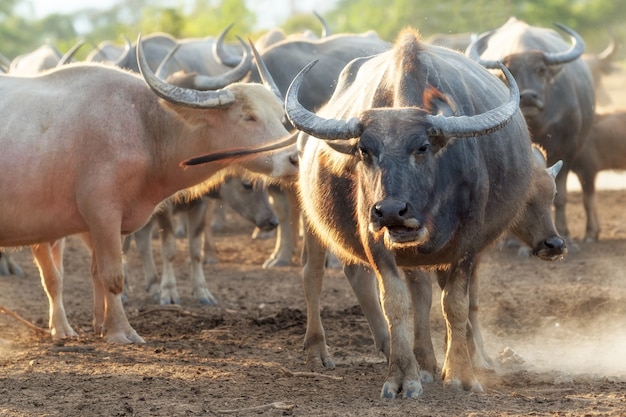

{"left": 371, "top": 256, "right": 423, "bottom": 399}
{"left": 554, "top": 165, "right": 580, "bottom": 251}
{"left": 438, "top": 256, "right": 482, "bottom": 392}
{"left": 264, "top": 186, "right": 299, "bottom": 268}
{"left": 79, "top": 227, "right": 144, "bottom": 344}
{"left": 405, "top": 269, "right": 437, "bottom": 381}
{"left": 30, "top": 239, "right": 77, "bottom": 340}
{"left": 467, "top": 260, "right": 494, "bottom": 370}
{"left": 344, "top": 263, "right": 390, "bottom": 360}
{"left": 156, "top": 209, "right": 180, "bottom": 305}
{"left": 131, "top": 220, "right": 161, "bottom": 300}
{"left": 186, "top": 199, "right": 217, "bottom": 305}
{"left": 577, "top": 170, "right": 600, "bottom": 242}
{"left": 301, "top": 226, "right": 334, "bottom": 369}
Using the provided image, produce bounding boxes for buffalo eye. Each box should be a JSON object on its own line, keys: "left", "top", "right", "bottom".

{"left": 241, "top": 180, "right": 254, "bottom": 190}
{"left": 244, "top": 114, "right": 257, "bottom": 122}
{"left": 357, "top": 144, "right": 371, "bottom": 161}
{"left": 414, "top": 142, "right": 431, "bottom": 156}
{"left": 535, "top": 65, "right": 548, "bottom": 78}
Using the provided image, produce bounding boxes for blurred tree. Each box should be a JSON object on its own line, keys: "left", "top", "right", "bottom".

{"left": 183, "top": 0, "right": 255, "bottom": 39}
{"left": 0, "top": 0, "right": 624, "bottom": 62}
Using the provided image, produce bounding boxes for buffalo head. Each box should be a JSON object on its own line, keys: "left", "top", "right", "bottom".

{"left": 466, "top": 23, "right": 585, "bottom": 122}
{"left": 286, "top": 60, "right": 520, "bottom": 250}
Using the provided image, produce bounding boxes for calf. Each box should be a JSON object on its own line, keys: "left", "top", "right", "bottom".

{"left": 571, "top": 110, "right": 626, "bottom": 242}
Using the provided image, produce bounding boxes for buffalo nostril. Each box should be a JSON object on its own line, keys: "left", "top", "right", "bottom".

{"left": 520, "top": 90, "right": 539, "bottom": 101}
{"left": 545, "top": 236, "right": 565, "bottom": 250}
{"left": 374, "top": 205, "right": 383, "bottom": 218}
{"left": 399, "top": 204, "right": 408, "bottom": 217}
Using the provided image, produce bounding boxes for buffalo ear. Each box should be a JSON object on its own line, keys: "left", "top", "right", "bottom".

{"left": 324, "top": 139, "right": 359, "bottom": 155}
{"left": 423, "top": 85, "right": 458, "bottom": 117}
{"left": 424, "top": 85, "right": 458, "bottom": 151}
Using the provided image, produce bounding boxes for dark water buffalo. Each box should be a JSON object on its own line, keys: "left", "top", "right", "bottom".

{"left": 466, "top": 17, "right": 595, "bottom": 250}
{"left": 285, "top": 28, "right": 533, "bottom": 398}
{"left": 571, "top": 110, "right": 626, "bottom": 242}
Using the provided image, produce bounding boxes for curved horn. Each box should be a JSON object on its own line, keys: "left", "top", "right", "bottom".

{"left": 598, "top": 31, "right": 617, "bottom": 61}
{"left": 543, "top": 23, "right": 585, "bottom": 66}
{"left": 137, "top": 33, "right": 235, "bottom": 109}
{"left": 285, "top": 60, "right": 362, "bottom": 140}
{"left": 313, "top": 11, "right": 332, "bottom": 37}
{"left": 192, "top": 37, "right": 252, "bottom": 90}
{"left": 465, "top": 30, "right": 500, "bottom": 69}
{"left": 113, "top": 34, "right": 132, "bottom": 67}
{"left": 57, "top": 38, "right": 86, "bottom": 67}
{"left": 427, "top": 62, "right": 520, "bottom": 138}
{"left": 248, "top": 38, "right": 283, "bottom": 102}
{"left": 155, "top": 44, "right": 181, "bottom": 79}
{"left": 212, "top": 23, "right": 246, "bottom": 67}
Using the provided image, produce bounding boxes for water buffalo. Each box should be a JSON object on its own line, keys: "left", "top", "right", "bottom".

{"left": 284, "top": 28, "right": 533, "bottom": 398}
{"left": 466, "top": 17, "right": 595, "bottom": 251}
{"left": 571, "top": 110, "right": 626, "bottom": 242}
{"left": 0, "top": 36, "right": 296, "bottom": 344}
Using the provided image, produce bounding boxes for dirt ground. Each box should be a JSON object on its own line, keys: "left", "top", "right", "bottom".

{"left": 2, "top": 74, "right": 626, "bottom": 417}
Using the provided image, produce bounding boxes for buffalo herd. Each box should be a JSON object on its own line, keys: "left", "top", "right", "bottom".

{"left": 0, "top": 14, "right": 623, "bottom": 400}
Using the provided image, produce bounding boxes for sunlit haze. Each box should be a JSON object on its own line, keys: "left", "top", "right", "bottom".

{"left": 21, "top": 0, "right": 338, "bottom": 30}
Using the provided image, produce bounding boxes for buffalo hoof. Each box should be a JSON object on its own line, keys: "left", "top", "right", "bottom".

{"left": 104, "top": 329, "right": 145, "bottom": 344}
{"left": 196, "top": 289, "right": 218, "bottom": 306}
{"left": 443, "top": 377, "right": 484, "bottom": 393}
{"left": 262, "top": 257, "right": 293, "bottom": 268}
{"left": 381, "top": 378, "right": 423, "bottom": 399}
{"left": 51, "top": 326, "right": 78, "bottom": 341}
{"left": 160, "top": 289, "right": 180, "bottom": 305}
{"left": 420, "top": 370, "right": 434, "bottom": 383}
{"left": 305, "top": 344, "right": 336, "bottom": 370}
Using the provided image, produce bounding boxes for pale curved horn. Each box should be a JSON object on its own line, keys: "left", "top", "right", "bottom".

{"left": 155, "top": 44, "right": 181, "bottom": 79}
{"left": 248, "top": 38, "right": 283, "bottom": 101}
{"left": 114, "top": 34, "right": 132, "bottom": 67}
{"left": 598, "top": 31, "right": 617, "bottom": 61}
{"left": 57, "top": 39, "right": 86, "bottom": 66}
{"left": 193, "top": 37, "right": 252, "bottom": 90}
{"left": 213, "top": 23, "right": 246, "bottom": 68}
{"left": 465, "top": 30, "right": 500, "bottom": 69}
{"left": 137, "top": 33, "right": 235, "bottom": 109}
{"left": 313, "top": 11, "right": 332, "bottom": 37}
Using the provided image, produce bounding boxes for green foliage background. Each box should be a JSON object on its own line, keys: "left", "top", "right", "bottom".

{"left": 1, "top": 0, "right": 624, "bottom": 61}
